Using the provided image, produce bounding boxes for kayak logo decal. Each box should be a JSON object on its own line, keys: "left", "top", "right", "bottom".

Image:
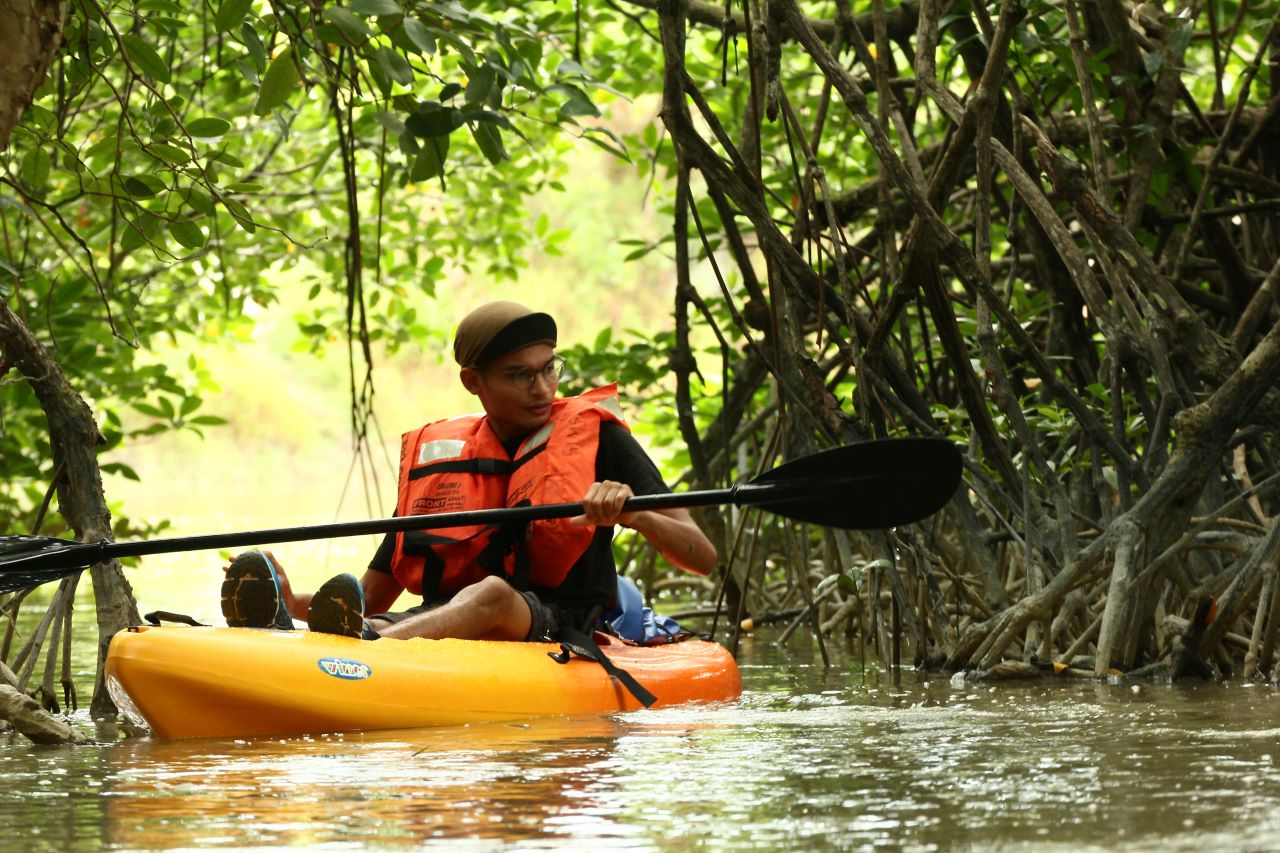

{"left": 317, "top": 657, "right": 372, "bottom": 680}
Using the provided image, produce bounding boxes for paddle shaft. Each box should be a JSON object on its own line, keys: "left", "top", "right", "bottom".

{"left": 14, "top": 479, "right": 819, "bottom": 572}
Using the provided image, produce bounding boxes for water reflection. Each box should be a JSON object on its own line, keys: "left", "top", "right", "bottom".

{"left": 6, "top": 639, "right": 1280, "bottom": 851}
{"left": 100, "top": 717, "right": 667, "bottom": 848}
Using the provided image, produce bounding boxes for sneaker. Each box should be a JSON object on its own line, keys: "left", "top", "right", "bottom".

{"left": 307, "top": 573, "right": 367, "bottom": 639}
{"left": 221, "top": 550, "right": 294, "bottom": 630}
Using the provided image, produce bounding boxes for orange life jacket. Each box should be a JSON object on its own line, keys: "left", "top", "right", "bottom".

{"left": 389, "top": 385, "right": 628, "bottom": 598}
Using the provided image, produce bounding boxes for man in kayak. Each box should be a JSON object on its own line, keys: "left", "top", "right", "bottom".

{"left": 222, "top": 301, "right": 717, "bottom": 644}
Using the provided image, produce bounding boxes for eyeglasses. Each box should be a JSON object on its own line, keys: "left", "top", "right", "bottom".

{"left": 490, "top": 355, "right": 566, "bottom": 391}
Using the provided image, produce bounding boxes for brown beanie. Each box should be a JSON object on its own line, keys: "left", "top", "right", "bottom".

{"left": 453, "top": 301, "right": 557, "bottom": 367}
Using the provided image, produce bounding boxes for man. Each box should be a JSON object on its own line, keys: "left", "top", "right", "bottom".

{"left": 222, "top": 301, "right": 717, "bottom": 643}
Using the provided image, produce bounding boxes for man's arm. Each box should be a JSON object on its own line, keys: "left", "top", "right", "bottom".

{"left": 621, "top": 503, "right": 717, "bottom": 576}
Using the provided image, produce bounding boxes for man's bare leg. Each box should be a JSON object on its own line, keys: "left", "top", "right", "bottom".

{"left": 369, "top": 575, "right": 532, "bottom": 641}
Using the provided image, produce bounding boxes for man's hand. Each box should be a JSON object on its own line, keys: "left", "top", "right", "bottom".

{"left": 570, "top": 480, "right": 636, "bottom": 528}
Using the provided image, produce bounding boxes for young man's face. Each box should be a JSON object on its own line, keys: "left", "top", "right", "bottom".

{"left": 461, "top": 342, "right": 561, "bottom": 442}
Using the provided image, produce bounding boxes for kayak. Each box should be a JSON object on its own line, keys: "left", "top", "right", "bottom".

{"left": 104, "top": 625, "right": 741, "bottom": 740}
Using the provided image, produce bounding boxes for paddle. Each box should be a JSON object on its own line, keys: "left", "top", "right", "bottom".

{"left": 0, "top": 437, "right": 961, "bottom": 594}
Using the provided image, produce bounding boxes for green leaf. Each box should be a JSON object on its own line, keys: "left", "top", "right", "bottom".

{"left": 21, "top": 148, "right": 52, "bottom": 189}
{"left": 373, "top": 111, "right": 406, "bottom": 135}
{"left": 556, "top": 58, "right": 590, "bottom": 78}
{"left": 401, "top": 18, "right": 435, "bottom": 54}
{"left": 581, "top": 127, "right": 630, "bottom": 161}
{"left": 131, "top": 401, "right": 167, "bottom": 418}
{"left": 254, "top": 45, "right": 301, "bottom": 115}
{"left": 241, "top": 22, "right": 267, "bottom": 71}
{"left": 325, "top": 7, "right": 374, "bottom": 44}
{"left": 1169, "top": 20, "right": 1194, "bottom": 55}
{"left": 464, "top": 64, "right": 495, "bottom": 105}
{"left": 461, "top": 107, "right": 511, "bottom": 128}
{"left": 410, "top": 136, "right": 448, "bottom": 182}
{"left": 349, "top": 0, "right": 402, "bottom": 14}
{"left": 148, "top": 142, "right": 191, "bottom": 165}
{"left": 150, "top": 15, "right": 186, "bottom": 31}
{"left": 122, "top": 34, "right": 171, "bottom": 84}
{"left": 221, "top": 196, "right": 256, "bottom": 232}
{"left": 211, "top": 150, "right": 246, "bottom": 167}
{"left": 187, "top": 117, "right": 232, "bottom": 137}
{"left": 367, "top": 51, "right": 393, "bottom": 97}
{"left": 179, "top": 395, "right": 203, "bottom": 417}
{"left": 24, "top": 104, "right": 54, "bottom": 132}
{"left": 169, "top": 218, "right": 206, "bottom": 249}
{"left": 373, "top": 45, "right": 414, "bottom": 85}
{"left": 436, "top": 31, "right": 476, "bottom": 66}
{"left": 552, "top": 83, "right": 599, "bottom": 118}
{"left": 123, "top": 175, "right": 165, "bottom": 197}
{"left": 100, "top": 462, "right": 141, "bottom": 481}
{"left": 405, "top": 105, "right": 459, "bottom": 138}
{"left": 471, "top": 122, "right": 507, "bottom": 165}
{"left": 214, "top": 0, "right": 254, "bottom": 32}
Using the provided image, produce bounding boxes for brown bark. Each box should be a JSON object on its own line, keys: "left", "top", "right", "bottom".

{"left": 637, "top": 0, "right": 1280, "bottom": 681}
{"left": 0, "top": 0, "right": 68, "bottom": 150}
{"left": 0, "top": 302, "right": 141, "bottom": 720}
{"left": 0, "top": 0, "right": 132, "bottom": 742}
{"left": 0, "top": 685, "right": 91, "bottom": 744}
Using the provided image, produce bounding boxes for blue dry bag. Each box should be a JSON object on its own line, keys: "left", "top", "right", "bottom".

{"left": 600, "top": 576, "right": 682, "bottom": 644}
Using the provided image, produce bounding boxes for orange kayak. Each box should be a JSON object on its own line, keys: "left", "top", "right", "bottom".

{"left": 104, "top": 626, "right": 741, "bottom": 740}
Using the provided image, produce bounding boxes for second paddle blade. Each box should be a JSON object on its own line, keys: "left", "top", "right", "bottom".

{"left": 750, "top": 437, "right": 963, "bottom": 530}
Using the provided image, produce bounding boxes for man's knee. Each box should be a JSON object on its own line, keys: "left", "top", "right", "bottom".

{"left": 464, "top": 574, "right": 513, "bottom": 602}
{"left": 457, "top": 576, "right": 530, "bottom": 639}
{"left": 459, "top": 575, "right": 517, "bottom": 615}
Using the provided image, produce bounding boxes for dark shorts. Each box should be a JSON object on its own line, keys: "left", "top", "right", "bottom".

{"left": 368, "top": 587, "right": 595, "bottom": 642}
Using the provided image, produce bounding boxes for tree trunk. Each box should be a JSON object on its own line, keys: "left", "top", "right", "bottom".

{"left": 0, "top": 303, "right": 140, "bottom": 720}
{"left": 0, "top": 0, "right": 68, "bottom": 150}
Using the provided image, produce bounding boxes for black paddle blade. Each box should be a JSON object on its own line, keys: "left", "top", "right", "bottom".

{"left": 747, "top": 437, "right": 962, "bottom": 529}
{"left": 0, "top": 536, "right": 99, "bottom": 594}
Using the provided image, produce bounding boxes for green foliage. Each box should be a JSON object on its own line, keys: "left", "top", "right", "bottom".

{"left": 0, "top": 0, "right": 624, "bottom": 534}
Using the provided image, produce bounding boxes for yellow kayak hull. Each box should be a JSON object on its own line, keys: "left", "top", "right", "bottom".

{"left": 105, "top": 626, "right": 741, "bottom": 740}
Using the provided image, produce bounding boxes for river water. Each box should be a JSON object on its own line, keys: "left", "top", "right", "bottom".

{"left": 6, "top": 629, "right": 1280, "bottom": 852}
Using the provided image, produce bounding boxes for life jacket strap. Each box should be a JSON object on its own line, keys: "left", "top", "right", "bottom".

{"left": 407, "top": 444, "right": 548, "bottom": 480}
{"left": 403, "top": 526, "right": 495, "bottom": 600}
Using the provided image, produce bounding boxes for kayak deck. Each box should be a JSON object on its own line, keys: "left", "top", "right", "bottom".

{"left": 105, "top": 626, "right": 741, "bottom": 740}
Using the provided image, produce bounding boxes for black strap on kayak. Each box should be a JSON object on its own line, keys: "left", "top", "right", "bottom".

{"left": 143, "top": 610, "right": 207, "bottom": 627}
{"left": 549, "top": 625, "right": 657, "bottom": 708}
